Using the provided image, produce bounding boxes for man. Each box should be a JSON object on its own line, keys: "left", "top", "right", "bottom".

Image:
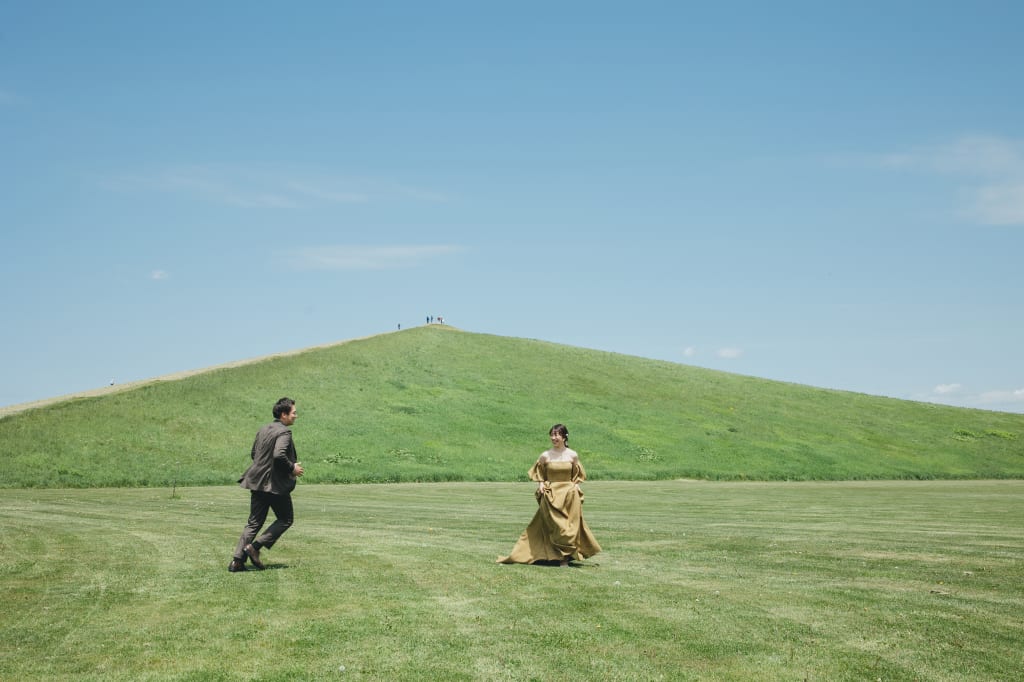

{"left": 229, "top": 397, "right": 305, "bottom": 572}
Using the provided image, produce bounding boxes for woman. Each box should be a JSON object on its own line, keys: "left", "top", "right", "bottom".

{"left": 497, "top": 424, "right": 601, "bottom": 566}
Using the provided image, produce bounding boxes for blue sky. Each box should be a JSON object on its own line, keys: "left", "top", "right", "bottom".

{"left": 2, "top": 2, "right": 1022, "bottom": 413}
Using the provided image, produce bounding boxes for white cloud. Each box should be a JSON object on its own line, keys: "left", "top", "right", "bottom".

{"left": 99, "top": 166, "right": 442, "bottom": 208}
{"left": 716, "top": 347, "right": 743, "bottom": 359}
{"left": 914, "top": 384, "right": 1024, "bottom": 413}
{"left": 288, "top": 245, "right": 465, "bottom": 271}
{"left": 968, "top": 182, "right": 1024, "bottom": 225}
{"left": 150, "top": 270, "right": 169, "bottom": 280}
{"left": 0, "top": 88, "right": 26, "bottom": 106}
{"left": 682, "top": 346, "right": 697, "bottom": 358}
{"left": 286, "top": 181, "right": 368, "bottom": 204}
{"left": 882, "top": 135, "right": 1023, "bottom": 175}
{"left": 102, "top": 168, "right": 300, "bottom": 208}
{"left": 881, "top": 134, "right": 1024, "bottom": 226}
{"left": 395, "top": 184, "right": 450, "bottom": 203}
{"left": 975, "top": 388, "right": 1024, "bottom": 406}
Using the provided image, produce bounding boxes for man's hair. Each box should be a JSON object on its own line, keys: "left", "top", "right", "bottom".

{"left": 273, "top": 397, "right": 295, "bottom": 419}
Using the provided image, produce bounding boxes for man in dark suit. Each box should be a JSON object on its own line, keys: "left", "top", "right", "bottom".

{"left": 229, "top": 397, "right": 305, "bottom": 572}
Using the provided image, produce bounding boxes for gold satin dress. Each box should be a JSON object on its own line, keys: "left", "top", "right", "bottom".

{"left": 497, "top": 458, "right": 602, "bottom": 564}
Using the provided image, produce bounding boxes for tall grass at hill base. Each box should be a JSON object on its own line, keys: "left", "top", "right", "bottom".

{"left": 1, "top": 480, "right": 1021, "bottom": 680}
{"left": 2, "top": 325, "right": 1023, "bottom": 488}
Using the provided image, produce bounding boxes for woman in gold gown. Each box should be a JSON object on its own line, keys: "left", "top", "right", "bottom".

{"left": 497, "top": 424, "right": 601, "bottom": 566}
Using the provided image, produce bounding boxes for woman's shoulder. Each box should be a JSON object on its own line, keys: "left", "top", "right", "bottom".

{"left": 540, "top": 448, "right": 578, "bottom": 462}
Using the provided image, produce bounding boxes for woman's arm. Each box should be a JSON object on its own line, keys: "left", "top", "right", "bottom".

{"left": 529, "top": 454, "right": 549, "bottom": 492}
{"left": 570, "top": 452, "right": 587, "bottom": 491}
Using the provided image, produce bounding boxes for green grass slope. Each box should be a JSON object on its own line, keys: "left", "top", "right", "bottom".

{"left": 1, "top": 325, "right": 1022, "bottom": 488}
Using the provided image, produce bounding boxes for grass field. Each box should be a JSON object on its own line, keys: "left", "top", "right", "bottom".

{"left": 3, "top": 326, "right": 1023, "bottom": 488}
{"left": 2, "top": 480, "right": 1021, "bottom": 681}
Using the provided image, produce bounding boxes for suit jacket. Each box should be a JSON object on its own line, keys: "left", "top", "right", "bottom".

{"left": 238, "top": 419, "right": 297, "bottom": 495}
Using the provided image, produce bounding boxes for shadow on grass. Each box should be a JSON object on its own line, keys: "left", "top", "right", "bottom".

{"left": 229, "top": 564, "right": 290, "bottom": 573}
{"left": 507, "top": 560, "right": 600, "bottom": 569}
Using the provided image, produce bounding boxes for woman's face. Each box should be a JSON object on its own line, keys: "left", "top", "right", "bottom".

{"left": 549, "top": 430, "right": 566, "bottom": 448}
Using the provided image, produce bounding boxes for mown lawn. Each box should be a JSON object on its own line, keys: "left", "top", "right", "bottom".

{"left": 2, "top": 480, "right": 1022, "bottom": 680}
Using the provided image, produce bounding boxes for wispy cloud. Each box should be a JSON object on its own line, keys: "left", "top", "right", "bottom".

{"left": 101, "top": 168, "right": 302, "bottom": 208}
{"left": 917, "top": 383, "right": 1024, "bottom": 413}
{"left": 969, "top": 183, "right": 1024, "bottom": 225}
{"left": 395, "top": 184, "right": 451, "bottom": 203}
{"left": 975, "top": 387, "right": 1024, "bottom": 407}
{"left": 0, "top": 88, "right": 26, "bottom": 106}
{"left": 880, "top": 134, "right": 1024, "bottom": 226}
{"left": 150, "top": 270, "right": 169, "bottom": 280}
{"left": 681, "top": 346, "right": 743, "bottom": 360}
{"left": 288, "top": 245, "right": 465, "bottom": 271}
{"left": 99, "top": 166, "right": 444, "bottom": 208}
{"left": 286, "top": 181, "right": 368, "bottom": 204}
{"left": 881, "top": 135, "right": 1024, "bottom": 175}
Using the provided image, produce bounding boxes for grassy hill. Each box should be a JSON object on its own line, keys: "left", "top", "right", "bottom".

{"left": 1, "top": 325, "right": 1021, "bottom": 488}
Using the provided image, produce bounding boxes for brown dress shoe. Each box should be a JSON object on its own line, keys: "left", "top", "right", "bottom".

{"left": 244, "top": 544, "right": 265, "bottom": 570}
{"left": 228, "top": 559, "right": 247, "bottom": 572}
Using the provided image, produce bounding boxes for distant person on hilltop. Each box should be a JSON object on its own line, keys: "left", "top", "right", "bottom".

{"left": 229, "top": 397, "right": 304, "bottom": 572}
{"left": 498, "top": 423, "right": 601, "bottom": 566}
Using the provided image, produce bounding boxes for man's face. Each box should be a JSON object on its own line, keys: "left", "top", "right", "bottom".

{"left": 280, "top": 406, "right": 297, "bottom": 426}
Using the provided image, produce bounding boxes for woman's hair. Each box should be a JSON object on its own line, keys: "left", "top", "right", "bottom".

{"left": 549, "top": 423, "right": 569, "bottom": 444}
